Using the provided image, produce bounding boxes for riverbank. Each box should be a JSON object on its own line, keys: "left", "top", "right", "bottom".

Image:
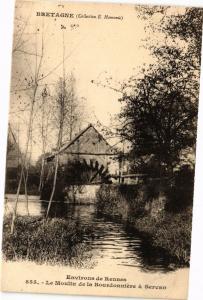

{"left": 96, "top": 184, "right": 192, "bottom": 266}
{"left": 2, "top": 215, "right": 94, "bottom": 268}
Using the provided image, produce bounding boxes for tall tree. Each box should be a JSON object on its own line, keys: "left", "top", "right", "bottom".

{"left": 118, "top": 7, "right": 202, "bottom": 175}
{"left": 10, "top": 30, "right": 44, "bottom": 234}
{"left": 38, "top": 85, "right": 52, "bottom": 192}
{"left": 45, "top": 73, "right": 80, "bottom": 218}
{"left": 118, "top": 66, "right": 197, "bottom": 174}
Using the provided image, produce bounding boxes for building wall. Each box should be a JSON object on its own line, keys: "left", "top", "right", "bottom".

{"left": 58, "top": 125, "right": 118, "bottom": 175}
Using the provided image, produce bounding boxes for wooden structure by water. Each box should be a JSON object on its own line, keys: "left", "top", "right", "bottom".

{"left": 46, "top": 124, "right": 118, "bottom": 184}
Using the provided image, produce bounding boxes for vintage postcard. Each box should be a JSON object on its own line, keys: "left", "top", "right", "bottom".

{"left": 1, "top": 0, "right": 203, "bottom": 299}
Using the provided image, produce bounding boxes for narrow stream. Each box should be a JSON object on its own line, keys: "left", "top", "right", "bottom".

{"left": 5, "top": 196, "right": 174, "bottom": 272}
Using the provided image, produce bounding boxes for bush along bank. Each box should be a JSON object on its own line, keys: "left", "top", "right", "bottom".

{"left": 2, "top": 215, "right": 94, "bottom": 267}
{"left": 96, "top": 183, "right": 192, "bottom": 266}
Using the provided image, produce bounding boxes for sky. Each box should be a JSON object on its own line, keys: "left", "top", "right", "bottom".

{"left": 9, "top": 0, "right": 186, "bottom": 161}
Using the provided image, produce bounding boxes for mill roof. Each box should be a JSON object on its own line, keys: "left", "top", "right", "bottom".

{"left": 48, "top": 123, "right": 117, "bottom": 160}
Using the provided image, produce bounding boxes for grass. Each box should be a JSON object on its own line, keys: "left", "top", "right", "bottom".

{"left": 2, "top": 215, "right": 94, "bottom": 268}
{"left": 96, "top": 184, "right": 192, "bottom": 266}
{"left": 129, "top": 208, "right": 192, "bottom": 266}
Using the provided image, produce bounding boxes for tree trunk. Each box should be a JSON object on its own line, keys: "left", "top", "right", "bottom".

{"left": 10, "top": 169, "right": 23, "bottom": 234}
{"left": 23, "top": 170, "right": 29, "bottom": 216}
{"left": 46, "top": 154, "right": 59, "bottom": 219}
{"left": 38, "top": 157, "right": 45, "bottom": 192}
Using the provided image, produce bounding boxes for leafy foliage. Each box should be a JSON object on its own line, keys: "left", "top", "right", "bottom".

{"left": 118, "top": 7, "right": 202, "bottom": 174}
{"left": 118, "top": 66, "right": 198, "bottom": 171}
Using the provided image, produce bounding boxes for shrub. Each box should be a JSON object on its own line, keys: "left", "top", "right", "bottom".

{"left": 2, "top": 215, "right": 93, "bottom": 267}
{"left": 130, "top": 208, "right": 192, "bottom": 265}
{"left": 96, "top": 184, "right": 141, "bottom": 220}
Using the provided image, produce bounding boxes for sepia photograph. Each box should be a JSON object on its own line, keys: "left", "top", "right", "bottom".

{"left": 1, "top": 0, "right": 203, "bottom": 299}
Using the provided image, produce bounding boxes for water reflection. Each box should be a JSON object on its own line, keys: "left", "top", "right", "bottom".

{"left": 5, "top": 197, "right": 174, "bottom": 272}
